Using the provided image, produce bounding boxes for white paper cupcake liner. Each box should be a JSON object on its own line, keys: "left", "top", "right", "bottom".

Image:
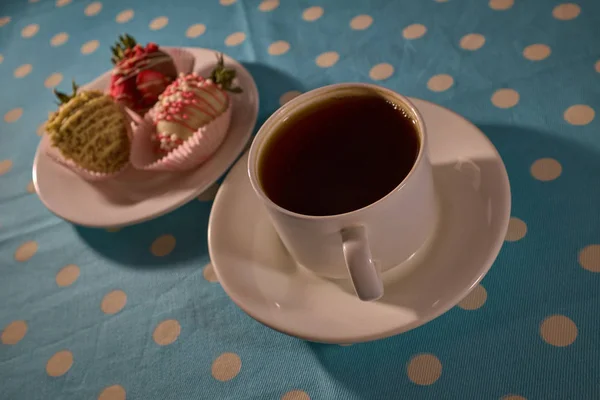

{"left": 129, "top": 104, "right": 232, "bottom": 172}
{"left": 44, "top": 104, "right": 135, "bottom": 182}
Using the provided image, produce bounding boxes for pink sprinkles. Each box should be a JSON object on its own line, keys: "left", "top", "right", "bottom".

{"left": 149, "top": 72, "right": 228, "bottom": 152}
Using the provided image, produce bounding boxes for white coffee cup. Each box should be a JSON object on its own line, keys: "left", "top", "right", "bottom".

{"left": 248, "top": 83, "right": 438, "bottom": 302}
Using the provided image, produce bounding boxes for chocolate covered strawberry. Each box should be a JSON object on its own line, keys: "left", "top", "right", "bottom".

{"left": 137, "top": 69, "right": 171, "bottom": 107}
{"left": 109, "top": 34, "right": 178, "bottom": 114}
{"left": 109, "top": 73, "right": 136, "bottom": 109}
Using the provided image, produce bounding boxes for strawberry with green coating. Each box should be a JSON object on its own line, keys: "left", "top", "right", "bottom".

{"left": 46, "top": 81, "right": 131, "bottom": 175}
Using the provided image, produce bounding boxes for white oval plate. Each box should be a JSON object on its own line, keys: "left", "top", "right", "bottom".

{"left": 33, "top": 47, "right": 259, "bottom": 228}
{"left": 208, "top": 98, "right": 511, "bottom": 343}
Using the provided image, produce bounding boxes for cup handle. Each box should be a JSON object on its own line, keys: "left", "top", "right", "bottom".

{"left": 341, "top": 226, "right": 384, "bottom": 302}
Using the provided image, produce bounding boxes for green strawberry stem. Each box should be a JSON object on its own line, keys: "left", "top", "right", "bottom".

{"left": 209, "top": 53, "right": 243, "bottom": 93}
{"left": 53, "top": 80, "right": 79, "bottom": 105}
{"left": 110, "top": 34, "right": 138, "bottom": 65}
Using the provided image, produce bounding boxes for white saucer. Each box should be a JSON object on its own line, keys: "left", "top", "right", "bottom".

{"left": 33, "top": 47, "right": 258, "bottom": 228}
{"left": 208, "top": 98, "right": 511, "bottom": 343}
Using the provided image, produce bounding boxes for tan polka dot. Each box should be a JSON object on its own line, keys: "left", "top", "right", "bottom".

{"left": 98, "top": 385, "right": 126, "bottom": 400}
{"left": 458, "top": 284, "right": 487, "bottom": 310}
{"left": 106, "top": 227, "right": 121, "bottom": 233}
{"left": 579, "top": 245, "right": 600, "bottom": 272}
{"left": 212, "top": 352, "right": 242, "bottom": 381}
{"left": 56, "top": 0, "right": 72, "bottom": 7}
{"left": 553, "top": 3, "right": 580, "bottom": 20}
{"left": 316, "top": 52, "right": 339, "bottom": 68}
{"left": 279, "top": 90, "right": 302, "bottom": 106}
{"left": 186, "top": 24, "right": 206, "bottom": 38}
{"left": 116, "top": 9, "right": 134, "bottom": 23}
{"left": 1, "top": 320, "right": 27, "bottom": 345}
{"left": 564, "top": 104, "right": 594, "bottom": 125}
{"left": 268, "top": 41, "right": 290, "bottom": 56}
{"left": 4, "top": 108, "right": 23, "bottom": 123}
{"left": 27, "top": 181, "right": 36, "bottom": 193}
{"left": 505, "top": 217, "right": 527, "bottom": 242}
{"left": 530, "top": 158, "right": 562, "bottom": 181}
{"left": 37, "top": 122, "right": 46, "bottom": 136}
{"left": 491, "top": 89, "right": 520, "bottom": 108}
{"left": 369, "top": 63, "right": 394, "bottom": 81}
{"left": 501, "top": 396, "right": 527, "bottom": 400}
{"left": 220, "top": 0, "right": 237, "bottom": 5}
{"left": 46, "top": 350, "right": 73, "bottom": 377}
{"left": 0, "top": 17, "right": 10, "bottom": 27}
{"left": 151, "top": 234, "right": 176, "bottom": 256}
{"left": 203, "top": 263, "right": 218, "bottom": 282}
{"left": 281, "top": 390, "right": 310, "bottom": 400}
{"left": 85, "top": 2, "right": 102, "bottom": 16}
{"left": 460, "top": 33, "right": 485, "bottom": 51}
{"left": 14, "top": 64, "right": 32, "bottom": 78}
{"left": 149, "top": 16, "right": 168, "bottom": 30}
{"left": 56, "top": 264, "right": 80, "bottom": 287}
{"left": 258, "top": 0, "right": 279, "bottom": 12}
{"left": 406, "top": 354, "right": 442, "bottom": 385}
{"left": 81, "top": 40, "right": 99, "bottom": 55}
{"left": 21, "top": 24, "right": 39, "bottom": 38}
{"left": 350, "top": 15, "right": 373, "bottom": 30}
{"left": 44, "top": 73, "right": 63, "bottom": 88}
{"left": 595, "top": 60, "right": 600, "bottom": 73}
{"left": 0, "top": 159, "right": 13, "bottom": 175}
{"left": 427, "top": 74, "right": 454, "bottom": 92}
{"left": 50, "top": 32, "right": 69, "bottom": 46}
{"left": 523, "top": 44, "right": 551, "bottom": 61}
{"left": 302, "top": 6, "right": 323, "bottom": 21}
{"left": 540, "top": 315, "right": 577, "bottom": 346}
{"left": 403, "top": 24, "right": 427, "bottom": 40}
{"left": 153, "top": 319, "right": 181, "bottom": 345}
{"left": 225, "top": 32, "right": 246, "bottom": 46}
{"left": 489, "top": 0, "right": 513, "bottom": 10}
{"left": 15, "top": 241, "right": 38, "bottom": 262}
{"left": 101, "top": 290, "right": 127, "bottom": 314}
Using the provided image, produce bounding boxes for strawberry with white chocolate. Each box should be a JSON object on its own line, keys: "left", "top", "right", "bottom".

{"left": 109, "top": 34, "right": 178, "bottom": 114}
{"left": 130, "top": 53, "right": 242, "bottom": 172}
{"left": 150, "top": 53, "right": 241, "bottom": 153}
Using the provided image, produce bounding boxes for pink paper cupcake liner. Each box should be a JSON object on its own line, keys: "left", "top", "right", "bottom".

{"left": 163, "top": 47, "right": 195, "bottom": 75}
{"left": 129, "top": 103, "right": 232, "bottom": 172}
{"left": 44, "top": 104, "right": 136, "bottom": 182}
{"left": 45, "top": 144, "right": 130, "bottom": 182}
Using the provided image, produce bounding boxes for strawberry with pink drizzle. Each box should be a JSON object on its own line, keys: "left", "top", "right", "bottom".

{"left": 129, "top": 53, "right": 242, "bottom": 172}
{"left": 109, "top": 34, "right": 194, "bottom": 115}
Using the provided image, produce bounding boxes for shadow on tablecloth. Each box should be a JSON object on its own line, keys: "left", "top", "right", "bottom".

{"left": 303, "top": 125, "right": 600, "bottom": 399}
{"left": 241, "top": 61, "right": 307, "bottom": 128}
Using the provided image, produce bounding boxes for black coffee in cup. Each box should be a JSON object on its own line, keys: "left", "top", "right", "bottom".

{"left": 258, "top": 94, "right": 420, "bottom": 216}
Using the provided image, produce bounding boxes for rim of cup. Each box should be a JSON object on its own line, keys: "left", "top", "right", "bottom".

{"left": 247, "top": 82, "right": 428, "bottom": 221}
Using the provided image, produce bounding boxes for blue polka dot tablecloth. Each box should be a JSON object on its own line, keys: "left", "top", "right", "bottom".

{"left": 1, "top": 0, "right": 600, "bottom": 399}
